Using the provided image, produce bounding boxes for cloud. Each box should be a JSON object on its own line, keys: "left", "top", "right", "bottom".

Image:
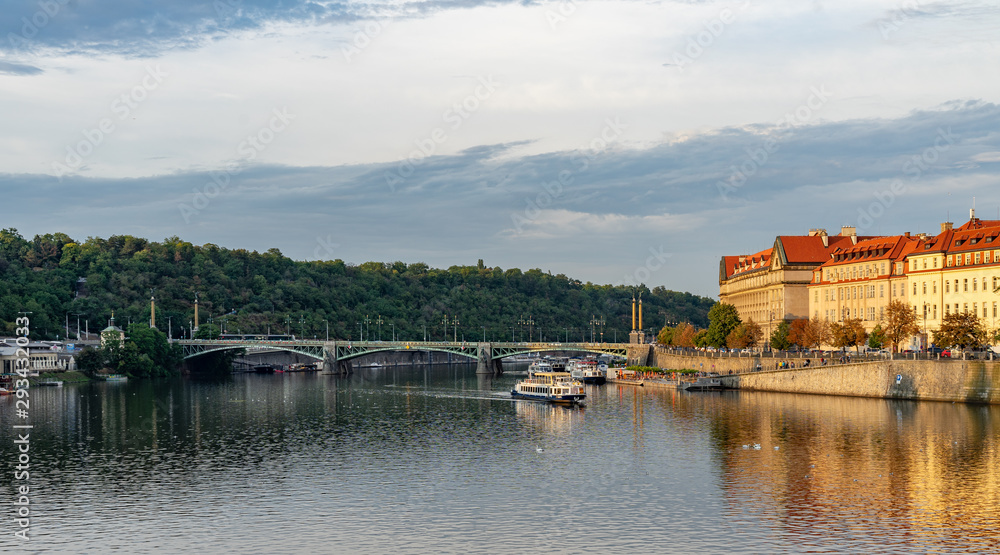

{"left": 0, "top": 0, "right": 546, "bottom": 57}
{"left": 0, "top": 60, "right": 42, "bottom": 75}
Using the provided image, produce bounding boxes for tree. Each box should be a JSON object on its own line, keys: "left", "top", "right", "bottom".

{"left": 933, "top": 311, "right": 987, "bottom": 349}
{"left": 705, "top": 303, "right": 741, "bottom": 348}
{"left": 868, "top": 324, "right": 886, "bottom": 349}
{"left": 883, "top": 300, "right": 920, "bottom": 353}
{"left": 726, "top": 324, "right": 750, "bottom": 349}
{"left": 788, "top": 319, "right": 809, "bottom": 349}
{"left": 744, "top": 319, "right": 763, "bottom": 349}
{"left": 693, "top": 329, "right": 709, "bottom": 348}
{"left": 831, "top": 318, "right": 867, "bottom": 352}
{"left": 194, "top": 323, "right": 221, "bottom": 340}
{"left": 769, "top": 321, "right": 791, "bottom": 351}
{"left": 657, "top": 325, "right": 674, "bottom": 345}
{"left": 672, "top": 323, "right": 696, "bottom": 347}
{"left": 74, "top": 347, "right": 106, "bottom": 376}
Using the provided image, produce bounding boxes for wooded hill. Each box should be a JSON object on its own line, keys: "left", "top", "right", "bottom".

{"left": 0, "top": 230, "right": 715, "bottom": 342}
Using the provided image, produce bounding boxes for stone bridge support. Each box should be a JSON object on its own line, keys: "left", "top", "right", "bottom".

{"left": 323, "top": 342, "right": 352, "bottom": 375}
{"left": 477, "top": 343, "right": 504, "bottom": 375}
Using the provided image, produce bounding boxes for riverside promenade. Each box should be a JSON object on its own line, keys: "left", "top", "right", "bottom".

{"left": 618, "top": 345, "right": 1000, "bottom": 404}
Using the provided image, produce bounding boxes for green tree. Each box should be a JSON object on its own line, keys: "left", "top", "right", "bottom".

{"left": 770, "top": 321, "right": 792, "bottom": 351}
{"left": 868, "top": 324, "right": 886, "bottom": 349}
{"left": 657, "top": 325, "right": 674, "bottom": 345}
{"left": 705, "top": 303, "right": 741, "bottom": 348}
{"left": 933, "top": 311, "right": 987, "bottom": 349}
{"left": 726, "top": 323, "right": 751, "bottom": 349}
{"left": 194, "top": 323, "right": 221, "bottom": 340}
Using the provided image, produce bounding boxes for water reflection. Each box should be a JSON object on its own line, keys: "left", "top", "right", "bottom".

{"left": 2, "top": 367, "right": 999, "bottom": 553}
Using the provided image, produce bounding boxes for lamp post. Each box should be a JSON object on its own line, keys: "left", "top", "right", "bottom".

{"left": 564, "top": 327, "right": 568, "bottom": 343}
{"left": 364, "top": 314, "right": 371, "bottom": 342}
{"left": 482, "top": 326, "right": 486, "bottom": 342}
{"left": 325, "top": 319, "right": 329, "bottom": 342}
{"left": 376, "top": 315, "right": 384, "bottom": 341}
{"left": 357, "top": 321, "right": 362, "bottom": 342}
{"left": 167, "top": 316, "right": 173, "bottom": 341}
{"left": 391, "top": 323, "right": 396, "bottom": 342}
{"left": 599, "top": 315, "right": 606, "bottom": 344}
{"left": 75, "top": 313, "right": 84, "bottom": 341}
{"left": 285, "top": 315, "right": 290, "bottom": 336}
{"left": 590, "top": 315, "right": 600, "bottom": 343}
{"left": 299, "top": 314, "right": 305, "bottom": 339}
{"left": 451, "top": 316, "right": 460, "bottom": 343}
{"left": 441, "top": 314, "right": 448, "bottom": 341}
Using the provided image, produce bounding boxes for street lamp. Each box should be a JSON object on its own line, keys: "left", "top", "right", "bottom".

{"left": 451, "top": 316, "right": 460, "bottom": 342}
{"left": 324, "top": 319, "right": 329, "bottom": 341}
{"left": 441, "top": 314, "right": 448, "bottom": 341}
{"left": 364, "top": 314, "right": 371, "bottom": 341}
{"left": 482, "top": 326, "right": 486, "bottom": 342}
{"left": 391, "top": 322, "right": 396, "bottom": 342}
{"left": 299, "top": 313, "right": 305, "bottom": 339}
{"left": 590, "top": 315, "right": 600, "bottom": 343}
{"left": 376, "top": 315, "right": 384, "bottom": 341}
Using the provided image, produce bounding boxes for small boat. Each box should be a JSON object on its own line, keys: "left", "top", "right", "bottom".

{"left": 527, "top": 360, "right": 553, "bottom": 377}
{"left": 253, "top": 364, "right": 276, "bottom": 374}
{"left": 37, "top": 379, "right": 63, "bottom": 387}
{"left": 569, "top": 360, "right": 607, "bottom": 385}
{"left": 680, "top": 377, "right": 723, "bottom": 391}
{"left": 0, "top": 387, "right": 10, "bottom": 396}
{"left": 100, "top": 374, "right": 128, "bottom": 382}
{"left": 511, "top": 371, "right": 586, "bottom": 404}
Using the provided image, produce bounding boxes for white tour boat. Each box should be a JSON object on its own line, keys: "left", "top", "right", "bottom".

{"left": 569, "top": 360, "right": 606, "bottom": 385}
{"left": 511, "top": 371, "right": 586, "bottom": 404}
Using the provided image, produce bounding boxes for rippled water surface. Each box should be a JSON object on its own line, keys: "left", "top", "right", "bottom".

{"left": 3, "top": 364, "right": 1000, "bottom": 553}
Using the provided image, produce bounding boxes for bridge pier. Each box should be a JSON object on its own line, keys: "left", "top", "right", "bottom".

{"left": 477, "top": 343, "right": 503, "bottom": 375}
{"left": 324, "top": 342, "right": 352, "bottom": 375}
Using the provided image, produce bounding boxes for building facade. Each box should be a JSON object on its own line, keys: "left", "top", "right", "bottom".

{"left": 722, "top": 213, "right": 1000, "bottom": 350}
{"left": 719, "top": 227, "right": 865, "bottom": 339}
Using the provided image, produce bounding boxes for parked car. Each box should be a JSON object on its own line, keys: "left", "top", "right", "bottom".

{"left": 941, "top": 349, "right": 951, "bottom": 358}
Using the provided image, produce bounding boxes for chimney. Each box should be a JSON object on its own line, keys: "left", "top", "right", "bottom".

{"left": 940, "top": 222, "right": 953, "bottom": 233}
{"left": 840, "top": 226, "right": 856, "bottom": 237}
{"left": 821, "top": 234, "right": 829, "bottom": 247}
{"left": 904, "top": 232, "right": 910, "bottom": 238}
{"left": 971, "top": 207, "right": 976, "bottom": 220}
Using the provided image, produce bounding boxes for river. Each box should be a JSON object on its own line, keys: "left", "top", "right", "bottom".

{"left": 2, "top": 363, "right": 999, "bottom": 553}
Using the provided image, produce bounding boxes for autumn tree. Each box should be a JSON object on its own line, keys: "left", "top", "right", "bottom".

{"left": 932, "top": 311, "right": 987, "bottom": 349}
{"left": 726, "top": 323, "right": 751, "bottom": 349}
{"left": 883, "top": 300, "right": 920, "bottom": 353}
{"left": 787, "top": 318, "right": 829, "bottom": 350}
{"left": 830, "top": 318, "right": 867, "bottom": 352}
{"left": 744, "top": 319, "right": 763, "bottom": 349}
{"left": 672, "top": 322, "right": 697, "bottom": 347}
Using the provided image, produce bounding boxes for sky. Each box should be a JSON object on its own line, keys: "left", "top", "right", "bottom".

{"left": 1, "top": 0, "right": 999, "bottom": 299}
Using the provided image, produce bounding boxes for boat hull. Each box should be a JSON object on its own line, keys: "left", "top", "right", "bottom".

{"left": 510, "top": 390, "right": 586, "bottom": 404}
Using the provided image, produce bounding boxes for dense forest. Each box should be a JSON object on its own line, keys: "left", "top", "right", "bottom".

{"left": 0, "top": 230, "right": 715, "bottom": 343}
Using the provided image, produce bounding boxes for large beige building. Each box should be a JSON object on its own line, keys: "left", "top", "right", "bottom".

{"left": 721, "top": 213, "right": 1000, "bottom": 350}
{"left": 719, "top": 227, "right": 866, "bottom": 339}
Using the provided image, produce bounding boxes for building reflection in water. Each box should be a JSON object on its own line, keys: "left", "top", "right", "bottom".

{"left": 678, "top": 390, "right": 1000, "bottom": 551}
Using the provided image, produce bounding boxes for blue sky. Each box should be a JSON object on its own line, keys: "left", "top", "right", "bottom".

{"left": 2, "top": 0, "right": 999, "bottom": 298}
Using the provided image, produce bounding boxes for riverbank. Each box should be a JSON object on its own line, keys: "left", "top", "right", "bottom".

{"left": 31, "top": 371, "right": 91, "bottom": 384}
{"left": 720, "top": 359, "right": 1000, "bottom": 404}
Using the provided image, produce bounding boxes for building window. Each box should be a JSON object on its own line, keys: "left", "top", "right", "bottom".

{"left": 879, "top": 284, "right": 884, "bottom": 298}
{"left": 964, "top": 303, "right": 969, "bottom": 313}
{"left": 869, "top": 307, "right": 876, "bottom": 320}
{"left": 966, "top": 253, "right": 972, "bottom": 264}
{"left": 946, "top": 281, "right": 950, "bottom": 293}
{"left": 913, "top": 282, "right": 918, "bottom": 295}
{"left": 923, "top": 259, "right": 927, "bottom": 269}
{"left": 933, "top": 305, "right": 937, "bottom": 319}
{"left": 948, "top": 256, "right": 953, "bottom": 267}
{"left": 879, "top": 306, "right": 884, "bottom": 320}
{"left": 922, "top": 282, "right": 927, "bottom": 294}
{"left": 973, "top": 278, "right": 978, "bottom": 291}
{"left": 933, "top": 258, "right": 938, "bottom": 268}
{"left": 933, "top": 281, "right": 937, "bottom": 294}
{"left": 974, "top": 302, "right": 978, "bottom": 315}
{"left": 964, "top": 279, "right": 968, "bottom": 292}
{"left": 984, "top": 305, "right": 989, "bottom": 318}
{"left": 955, "top": 279, "right": 959, "bottom": 292}
{"left": 994, "top": 302, "right": 998, "bottom": 318}
{"left": 976, "top": 252, "right": 981, "bottom": 264}
{"left": 945, "top": 304, "right": 950, "bottom": 315}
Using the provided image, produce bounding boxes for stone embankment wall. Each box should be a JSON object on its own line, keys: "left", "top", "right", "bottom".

{"left": 647, "top": 350, "right": 1000, "bottom": 404}
{"left": 718, "top": 359, "right": 1000, "bottom": 404}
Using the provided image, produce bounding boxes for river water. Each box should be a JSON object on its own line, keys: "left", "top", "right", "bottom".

{"left": 3, "top": 363, "right": 999, "bottom": 553}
